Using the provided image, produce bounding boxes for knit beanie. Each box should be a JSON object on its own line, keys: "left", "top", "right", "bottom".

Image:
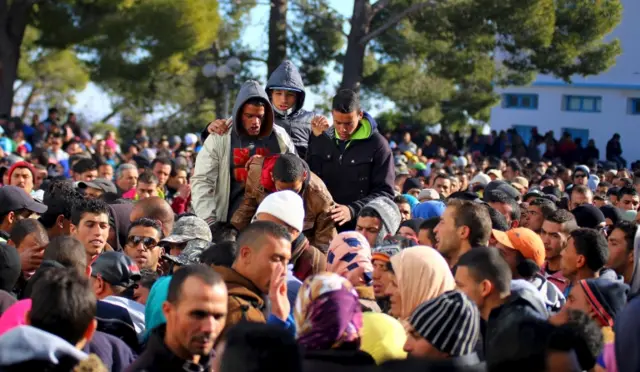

{"left": 6, "top": 161, "right": 35, "bottom": 184}
{"left": 412, "top": 200, "right": 446, "bottom": 219}
{"left": 600, "top": 205, "right": 623, "bottom": 225}
{"left": 409, "top": 290, "right": 480, "bottom": 357}
{"left": 484, "top": 180, "right": 520, "bottom": 201}
{"left": 359, "top": 197, "right": 401, "bottom": 247}
{"left": 572, "top": 204, "right": 605, "bottom": 229}
{"left": 255, "top": 190, "right": 304, "bottom": 232}
{"left": 579, "top": 279, "right": 629, "bottom": 327}
{"left": 575, "top": 165, "right": 590, "bottom": 177}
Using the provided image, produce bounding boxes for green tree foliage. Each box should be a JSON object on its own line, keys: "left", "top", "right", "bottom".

{"left": 14, "top": 26, "right": 90, "bottom": 118}
{"left": 0, "top": 0, "right": 221, "bottom": 117}
{"left": 342, "top": 0, "right": 622, "bottom": 128}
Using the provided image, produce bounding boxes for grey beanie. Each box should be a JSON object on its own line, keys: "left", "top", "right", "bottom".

{"left": 359, "top": 197, "right": 402, "bottom": 247}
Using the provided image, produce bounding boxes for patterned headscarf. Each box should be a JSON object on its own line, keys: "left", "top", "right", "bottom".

{"left": 295, "top": 272, "right": 363, "bottom": 350}
{"left": 327, "top": 231, "right": 373, "bottom": 286}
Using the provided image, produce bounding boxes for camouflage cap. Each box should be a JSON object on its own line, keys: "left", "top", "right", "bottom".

{"left": 163, "top": 239, "right": 209, "bottom": 266}
{"left": 160, "top": 215, "right": 212, "bottom": 244}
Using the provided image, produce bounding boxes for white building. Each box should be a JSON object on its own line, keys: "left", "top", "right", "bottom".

{"left": 490, "top": 0, "right": 640, "bottom": 162}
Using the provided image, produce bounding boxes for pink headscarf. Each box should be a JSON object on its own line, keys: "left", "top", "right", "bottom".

{"left": 0, "top": 299, "right": 31, "bottom": 336}
{"left": 327, "top": 231, "right": 373, "bottom": 287}
{"left": 389, "top": 246, "right": 455, "bottom": 319}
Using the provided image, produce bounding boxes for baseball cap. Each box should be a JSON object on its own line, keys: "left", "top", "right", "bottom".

{"left": 91, "top": 251, "right": 141, "bottom": 287}
{"left": 487, "top": 169, "right": 503, "bottom": 179}
{"left": 160, "top": 215, "right": 212, "bottom": 245}
{"left": 395, "top": 164, "right": 410, "bottom": 177}
{"left": 417, "top": 188, "right": 439, "bottom": 202}
{"left": 492, "top": 228, "right": 545, "bottom": 267}
{"left": 512, "top": 176, "right": 529, "bottom": 189}
{"left": 78, "top": 178, "right": 117, "bottom": 194}
{"left": 0, "top": 186, "right": 48, "bottom": 215}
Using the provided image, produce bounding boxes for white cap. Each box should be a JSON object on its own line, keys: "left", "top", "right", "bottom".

{"left": 254, "top": 190, "right": 305, "bottom": 232}
{"left": 184, "top": 133, "right": 198, "bottom": 146}
{"left": 418, "top": 188, "right": 440, "bottom": 201}
{"left": 470, "top": 172, "right": 491, "bottom": 186}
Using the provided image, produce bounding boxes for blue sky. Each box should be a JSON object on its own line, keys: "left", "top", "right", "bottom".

{"left": 71, "top": 0, "right": 361, "bottom": 123}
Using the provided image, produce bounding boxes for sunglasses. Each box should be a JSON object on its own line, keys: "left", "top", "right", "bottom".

{"left": 127, "top": 235, "right": 158, "bottom": 250}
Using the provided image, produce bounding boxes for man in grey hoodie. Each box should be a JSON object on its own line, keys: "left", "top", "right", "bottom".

{"left": 355, "top": 197, "right": 402, "bottom": 248}
{"left": 193, "top": 80, "right": 296, "bottom": 225}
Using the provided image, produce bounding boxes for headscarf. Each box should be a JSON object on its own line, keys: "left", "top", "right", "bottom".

{"left": 402, "top": 194, "right": 419, "bottom": 210}
{"left": 412, "top": 200, "right": 446, "bottom": 219}
{"left": 600, "top": 205, "right": 623, "bottom": 226}
{"left": 360, "top": 312, "right": 407, "bottom": 364}
{"left": 294, "top": 272, "right": 363, "bottom": 351}
{"left": 389, "top": 246, "right": 455, "bottom": 319}
{"left": 327, "top": 231, "right": 373, "bottom": 286}
{"left": 0, "top": 299, "right": 31, "bottom": 336}
{"left": 143, "top": 275, "right": 172, "bottom": 341}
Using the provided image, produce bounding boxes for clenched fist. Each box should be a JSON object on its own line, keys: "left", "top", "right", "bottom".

{"left": 310, "top": 115, "right": 330, "bottom": 137}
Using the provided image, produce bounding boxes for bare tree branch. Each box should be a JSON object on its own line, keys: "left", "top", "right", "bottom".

{"left": 360, "top": 0, "right": 438, "bottom": 45}
{"left": 371, "top": 0, "right": 390, "bottom": 15}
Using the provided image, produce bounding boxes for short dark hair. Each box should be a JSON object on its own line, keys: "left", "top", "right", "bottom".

{"left": 358, "top": 207, "right": 382, "bottom": 220}
{"left": 170, "top": 165, "right": 188, "bottom": 178}
{"left": 210, "top": 222, "right": 239, "bottom": 244}
{"left": 563, "top": 309, "right": 604, "bottom": 367}
{"left": 220, "top": 323, "right": 302, "bottom": 372}
{"left": 29, "top": 268, "right": 97, "bottom": 345}
{"left": 433, "top": 173, "right": 451, "bottom": 185}
{"left": 612, "top": 221, "right": 637, "bottom": 253}
{"left": 618, "top": 186, "right": 638, "bottom": 199}
{"left": 138, "top": 170, "right": 158, "bottom": 185}
{"left": 598, "top": 182, "right": 612, "bottom": 188}
{"left": 393, "top": 195, "right": 409, "bottom": 205}
{"left": 483, "top": 204, "right": 509, "bottom": 232}
{"left": 167, "top": 264, "right": 224, "bottom": 304}
{"left": 137, "top": 269, "right": 159, "bottom": 290}
{"left": 44, "top": 236, "right": 87, "bottom": 273}
{"left": 201, "top": 241, "right": 238, "bottom": 268}
{"left": 128, "top": 218, "right": 163, "bottom": 239}
{"left": 508, "top": 159, "right": 522, "bottom": 173}
{"left": 486, "top": 190, "right": 520, "bottom": 222}
{"left": 447, "top": 199, "right": 491, "bottom": 246}
{"left": 10, "top": 219, "right": 48, "bottom": 247}
{"left": 607, "top": 187, "right": 620, "bottom": 197}
{"left": 236, "top": 221, "right": 291, "bottom": 253}
{"left": 244, "top": 98, "right": 266, "bottom": 107}
{"left": 545, "top": 209, "right": 579, "bottom": 235}
{"left": 39, "top": 181, "right": 83, "bottom": 228}
{"left": 332, "top": 89, "right": 361, "bottom": 114}
{"left": 273, "top": 154, "right": 306, "bottom": 183}
{"left": 570, "top": 228, "right": 608, "bottom": 272}
{"left": 151, "top": 157, "right": 172, "bottom": 169}
{"left": 72, "top": 158, "right": 97, "bottom": 174}
{"left": 419, "top": 217, "right": 440, "bottom": 243}
{"left": 71, "top": 199, "right": 109, "bottom": 226}
{"left": 572, "top": 185, "right": 592, "bottom": 196}
{"left": 457, "top": 247, "right": 512, "bottom": 296}
{"left": 529, "top": 198, "right": 558, "bottom": 219}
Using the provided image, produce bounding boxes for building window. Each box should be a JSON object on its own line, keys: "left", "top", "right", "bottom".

{"left": 563, "top": 95, "right": 602, "bottom": 113}
{"left": 504, "top": 94, "right": 538, "bottom": 109}
{"left": 630, "top": 98, "right": 640, "bottom": 115}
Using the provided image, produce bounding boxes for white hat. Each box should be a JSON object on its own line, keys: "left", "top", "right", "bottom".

{"left": 418, "top": 188, "right": 440, "bottom": 201}
{"left": 470, "top": 172, "right": 491, "bottom": 186}
{"left": 184, "top": 133, "right": 198, "bottom": 146}
{"left": 254, "top": 190, "right": 304, "bottom": 232}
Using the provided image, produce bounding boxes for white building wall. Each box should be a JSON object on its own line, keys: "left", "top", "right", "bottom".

{"left": 490, "top": 0, "right": 640, "bottom": 161}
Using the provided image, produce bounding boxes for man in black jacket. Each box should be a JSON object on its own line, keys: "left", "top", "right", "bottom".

{"left": 127, "top": 264, "right": 228, "bottom": 372}
{"left": 307, "top": 89, "right": 394, "bottom": 231}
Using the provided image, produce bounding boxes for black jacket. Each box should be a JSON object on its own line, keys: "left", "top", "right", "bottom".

{"left": 302, "top": 348, "right": 376, "bottom": 372}
{"left": 484, "top": 283, "right": 548, "bottom": 356}
{"left": 307, "top": 113, "right": 394, "bottom": 230}
{"left": 126, "top": 325, "right": 213, "bottom": 372}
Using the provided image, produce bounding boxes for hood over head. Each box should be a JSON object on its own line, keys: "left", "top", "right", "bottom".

{"left": 143, "top": 275, "right": 172, "bottom": 342}
{"left": 507, "top": 279, "right": 549, "bottom": 319}
{"left": 232, "top": 80, "right": 275, "bottom": 138}
{"left": 0, "top": 325, "right": 87, "bottom": 366}
{"left": 266, "top": 60, "right": 306, "bottom": 116}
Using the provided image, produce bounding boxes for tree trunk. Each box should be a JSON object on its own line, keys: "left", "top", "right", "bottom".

{"left": 0, "top": 0, "right": 35, "bottom": 117}
{"left": 340, "top": 0, "right": 373, "bottom": 91}
{"left": 19, "top": 85, "right": 37, "bottom": 120}
{"left": 267, "top": 0, "right": 288, "bottom": 76}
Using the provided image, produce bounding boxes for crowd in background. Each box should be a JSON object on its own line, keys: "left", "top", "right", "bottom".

{"left": 0, "top": 60, "right": 636, "bottom": 372}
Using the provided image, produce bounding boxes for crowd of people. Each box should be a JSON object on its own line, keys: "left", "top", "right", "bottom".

{"left": 0, "top": 59, "right": 638, "bottom": 372}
